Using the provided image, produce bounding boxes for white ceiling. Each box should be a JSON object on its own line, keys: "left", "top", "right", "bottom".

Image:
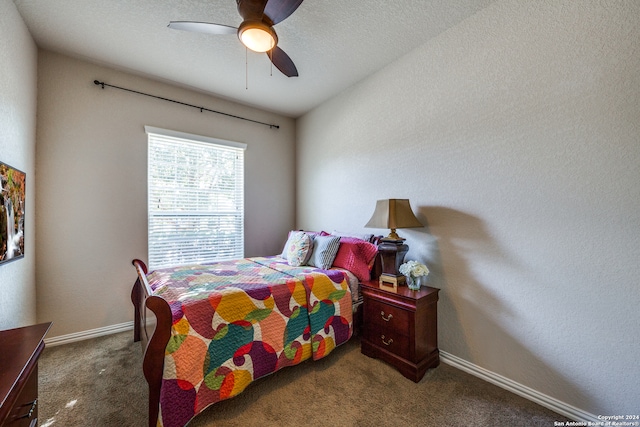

{"left": 14, "top": 0, "right": 493, "bottom": 117}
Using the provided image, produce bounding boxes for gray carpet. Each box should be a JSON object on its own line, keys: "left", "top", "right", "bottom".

{"left": 39, "top": 332, "right": 569, "bottom": 426}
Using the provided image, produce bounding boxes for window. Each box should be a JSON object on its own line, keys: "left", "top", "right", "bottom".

{"left": 145, "top": 126, "right": 246, "bottom": 269}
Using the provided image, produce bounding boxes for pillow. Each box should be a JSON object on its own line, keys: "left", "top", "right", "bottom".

{"left": 285, "top": 232, "right": 313, "bottom": 266}
{"left": 331, "top": 230, "right": 374, "bottom": 242}
{"left": 281, "top": 230, "right": 319, "bottom": 258}
{"left": 332, "top": 237, "right": 378, "bottom": 282}
{"left": 307, "top": 235, "right": 341, "bottom": 270}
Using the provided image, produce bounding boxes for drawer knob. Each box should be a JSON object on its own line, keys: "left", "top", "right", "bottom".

{"left": 380, "top": 311, "right": 393, "bottom": 322}
{"left": 381, "top": 335, "right": 393, "bottom": 346}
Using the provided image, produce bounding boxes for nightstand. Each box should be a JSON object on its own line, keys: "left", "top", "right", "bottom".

{"left": 360, "top": 280, "right": 439, "bottom": 382}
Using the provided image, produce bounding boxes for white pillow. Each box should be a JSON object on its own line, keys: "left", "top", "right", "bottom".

{"left": 285, "top": 232, "right": 313, "bottom": 266}
{"left": 331, "top": 230, "right": 374, "bottom": 242}
{"left": 281, "top": 230, "right": 318, "bottom": 258}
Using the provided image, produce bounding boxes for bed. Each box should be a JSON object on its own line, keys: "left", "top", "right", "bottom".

{"left": 131, "top": 232, "right": 381, "bottom": 427}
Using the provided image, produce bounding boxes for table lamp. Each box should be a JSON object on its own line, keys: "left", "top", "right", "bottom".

{"left": 365, "top": 199, "right": 423, "bottom": 286}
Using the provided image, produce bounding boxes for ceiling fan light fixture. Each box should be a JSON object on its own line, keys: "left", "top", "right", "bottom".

{"left": 238, "top": 21, "right": 277, "bottom": 52}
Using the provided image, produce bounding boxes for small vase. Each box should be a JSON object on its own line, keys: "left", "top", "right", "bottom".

{"left": 406, "top": 275, "right": 421, "bottom": 291}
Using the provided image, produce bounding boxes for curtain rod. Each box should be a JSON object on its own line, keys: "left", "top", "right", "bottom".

{"left": 93, "top": 80, "right": 279, "bottom": 129}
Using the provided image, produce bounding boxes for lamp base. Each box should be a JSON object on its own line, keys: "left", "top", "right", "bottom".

{"left": 377, "top": 238, "right": 410, "bottom": 286}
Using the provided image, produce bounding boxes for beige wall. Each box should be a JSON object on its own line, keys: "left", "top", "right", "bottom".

{"left": 297, "top": 0, "right": 639, "bottom": 417}
{"left": 0, "top": 0, "right": 38, "bottom": 330}
{"left": 35, "top": 51, "right": 296, "bottom": 338}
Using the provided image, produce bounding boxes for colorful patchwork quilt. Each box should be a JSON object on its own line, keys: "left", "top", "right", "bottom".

{"left": 145, "top": 256, "right": 353, "bottom": 427}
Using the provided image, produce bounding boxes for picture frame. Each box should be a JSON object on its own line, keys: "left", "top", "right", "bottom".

{"left": 1, "top": 161, "right": 26, "bottom": 264}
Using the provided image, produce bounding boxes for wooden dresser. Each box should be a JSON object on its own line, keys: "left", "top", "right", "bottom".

{"left": 360, "top": 281, "right": 439, "bottom": 382}
{"left": 0, "top": 322, "right": 51, "bottom": 427}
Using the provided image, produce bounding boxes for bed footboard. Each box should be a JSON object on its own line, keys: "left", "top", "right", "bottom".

{"left": 131, "top": 259, "right": 172, "bottom": 427}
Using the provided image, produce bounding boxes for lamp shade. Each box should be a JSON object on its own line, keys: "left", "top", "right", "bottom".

{"left": 365, "top": 199, "right": 423, "bottom": 240}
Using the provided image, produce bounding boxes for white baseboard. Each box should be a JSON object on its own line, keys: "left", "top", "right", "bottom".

{"left": 439, "top": 350, "right": 599, "bottom": 423}
{"left": 44, "top": 321, "right": 134, "bottom": 347}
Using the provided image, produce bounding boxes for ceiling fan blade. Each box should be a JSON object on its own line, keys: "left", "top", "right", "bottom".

{"left": 168, "top": 21, "right": 237, "bottom": 35}
{"left": 237, "top": 0, "right": 269, "bottom": 21}
{"left": 264, "top": 0, "right": 304, "bottom": 25}
{"left": 267, "top": 46, "right": 298, "bottom": 77}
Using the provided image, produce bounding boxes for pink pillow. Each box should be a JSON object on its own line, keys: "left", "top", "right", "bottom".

{"left": 332, "top": 237, "right": 378, "bottom": 282}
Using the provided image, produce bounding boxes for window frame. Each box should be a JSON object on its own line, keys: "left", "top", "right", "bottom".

{"left": 145, "top": 126, "right": 247, "bottom": 269}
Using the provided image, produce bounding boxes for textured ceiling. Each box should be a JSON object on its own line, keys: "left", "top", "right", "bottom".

{"left": 14, "top": 0, "right": 493, "bottom": 117}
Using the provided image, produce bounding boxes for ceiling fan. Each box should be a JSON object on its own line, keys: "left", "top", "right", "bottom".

{"left": 168, "top": 0, "right": 303, "bottom": 77}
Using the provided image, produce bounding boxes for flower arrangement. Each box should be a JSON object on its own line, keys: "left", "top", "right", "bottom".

{"left": 399, "top": 260, "right": 429, "bottom": 290}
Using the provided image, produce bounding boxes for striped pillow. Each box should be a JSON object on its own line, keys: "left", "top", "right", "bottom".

{"left": 307, "top": 235, "right": 341, "bottom": 270}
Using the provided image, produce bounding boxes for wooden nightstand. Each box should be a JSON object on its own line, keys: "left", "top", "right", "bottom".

{"left": 360, "top": 281, "right": 439, "bottom": 382}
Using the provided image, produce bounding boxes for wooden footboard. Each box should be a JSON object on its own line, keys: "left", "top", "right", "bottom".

{"left": 131, "top": 259, "right": 172, "bottom": 427}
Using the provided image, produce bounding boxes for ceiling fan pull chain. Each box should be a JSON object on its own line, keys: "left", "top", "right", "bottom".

{"left": 245, "top": 46, "right": 249, "bottom": 90}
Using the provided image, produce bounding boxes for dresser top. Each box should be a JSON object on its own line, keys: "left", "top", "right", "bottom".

{"left": 0, "top": 322, "right": 51, "bottom": 411}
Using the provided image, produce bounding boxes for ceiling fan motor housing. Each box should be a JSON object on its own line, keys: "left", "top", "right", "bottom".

{"left": 237, "top": 20, "right": 278, "bottom": 52}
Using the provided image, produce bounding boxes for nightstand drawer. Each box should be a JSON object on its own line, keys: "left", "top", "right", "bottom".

{"left": 363, "top": 298, "right": 410, "bottom": 333}
{"left": 362, "top": 327, "right": 410, "bottom": 360}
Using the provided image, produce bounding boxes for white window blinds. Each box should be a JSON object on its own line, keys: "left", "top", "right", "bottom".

{"left": 145, "top": 126, "right": 246, "bottom": 269}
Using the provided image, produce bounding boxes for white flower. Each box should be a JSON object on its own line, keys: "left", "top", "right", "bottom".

{"left": 399, "top": 260, "right": 429, "bottom": 278}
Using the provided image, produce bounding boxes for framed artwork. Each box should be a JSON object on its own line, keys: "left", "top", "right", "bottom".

{"left": 1, "top": 161, "right": 25, "bottom": 264}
